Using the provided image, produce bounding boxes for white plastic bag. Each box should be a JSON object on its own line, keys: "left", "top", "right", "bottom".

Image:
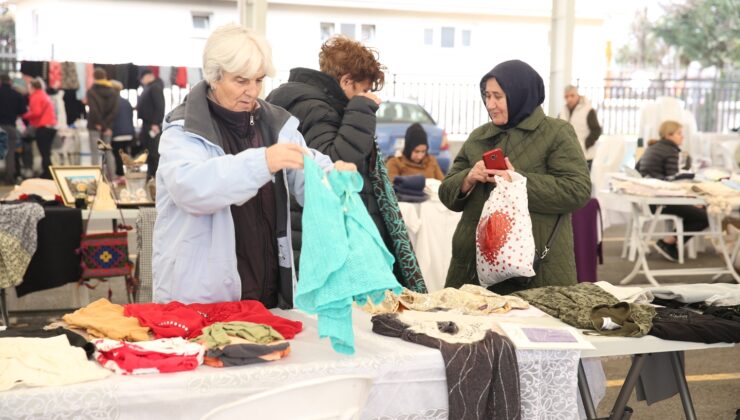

{"left": 476, "top": 171, "right": 536, "bottom": 286}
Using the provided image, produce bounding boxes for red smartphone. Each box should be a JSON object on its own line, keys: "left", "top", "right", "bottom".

{"left": 483, "top": 148, "right": 507, "bottom": 170}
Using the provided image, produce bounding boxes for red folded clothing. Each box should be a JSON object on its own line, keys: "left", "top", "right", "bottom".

{"left": 124, "top": 300, "right": 303, "bottom": 339}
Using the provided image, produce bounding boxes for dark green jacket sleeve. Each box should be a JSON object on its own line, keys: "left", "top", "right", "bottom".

{"left": 439, "top": 143, "right": 474, "bottom": 212}
{"left": 517, "top": 123, "right": 591, "bottom": 214}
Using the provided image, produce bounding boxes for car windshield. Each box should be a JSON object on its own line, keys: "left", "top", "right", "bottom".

{"left": 377, "top": 102, "right": 435, "bottom": 124}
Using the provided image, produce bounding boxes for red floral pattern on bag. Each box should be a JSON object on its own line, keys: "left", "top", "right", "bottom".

{"left": 477, "top": 210, "right": 513, "bottom": 265}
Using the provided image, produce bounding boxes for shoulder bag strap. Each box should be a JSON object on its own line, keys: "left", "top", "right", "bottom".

{"left": 538, "top": 214, "right": 564, "bottom": 261}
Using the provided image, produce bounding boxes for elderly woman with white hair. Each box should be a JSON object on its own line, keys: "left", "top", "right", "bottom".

{"left": 153, "top": 24, "right": 354, "bottom": 308}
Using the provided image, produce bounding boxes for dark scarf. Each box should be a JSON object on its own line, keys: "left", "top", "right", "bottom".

{"left": 479, "top": 60, "right": 545, "bottom": 130}
{"left": 402, "top": 123, "right": 428, "bottom": 161}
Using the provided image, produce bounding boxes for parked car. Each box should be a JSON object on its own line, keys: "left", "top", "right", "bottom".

{"left": 375, "top": 99, "right": 451, "bottom": 173}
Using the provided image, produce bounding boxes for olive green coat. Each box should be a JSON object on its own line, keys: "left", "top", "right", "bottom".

{"left": 439, "top": 107, "right": 591, "bottom": 294}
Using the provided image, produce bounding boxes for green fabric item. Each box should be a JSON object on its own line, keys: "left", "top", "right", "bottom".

{"left": 194, "top": 322, "right": 285, "bottom": 348}
{"left": 439, "top": 107, "right": 591, "bottom": 293}
{"left": 369, "top": 144, "right": 427, "bottom": 293}
{"left": 513, "top": 283, "right": 618, "bottom": 329}
{"left": 590, "top": 302, "right": 656, "bottom": 337}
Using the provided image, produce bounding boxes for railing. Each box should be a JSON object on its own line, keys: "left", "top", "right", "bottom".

{"left": 145, "top": 74, "right": 740, "bottom": 139}
{"left": 0, "top": 45, "right": 17, "bottom": 74}
{"left": 576, "top": 78, "right": 740, "bottom": 135}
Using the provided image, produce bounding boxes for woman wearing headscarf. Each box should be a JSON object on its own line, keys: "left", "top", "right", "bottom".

{"left": 385, "top": 123, "right": 445, "bottom": 182}
{"left": 439, "top": 60, "right": 591, "bottom": 294}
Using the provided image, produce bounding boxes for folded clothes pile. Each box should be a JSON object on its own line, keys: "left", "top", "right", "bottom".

{"left": 393, "top": 175, "right": 427, "bottom": 202}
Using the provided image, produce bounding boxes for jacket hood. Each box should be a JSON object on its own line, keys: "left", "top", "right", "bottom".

{"left": 266, "top": 67, "right": 347, "bottom": 114}
{"left": 479, "top": 60, "right": 545, "bottom": 130}
{"left": 166, "top": 80, "right": 292, "bottom": 150}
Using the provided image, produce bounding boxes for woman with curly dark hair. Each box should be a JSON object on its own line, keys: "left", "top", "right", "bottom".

{"left": 267, "top": 36, "right": 426, "bottom": 292}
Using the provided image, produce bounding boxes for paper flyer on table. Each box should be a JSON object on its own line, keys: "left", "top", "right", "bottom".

{"left": 497, "top": 322, "right": 595, "bottom": 350}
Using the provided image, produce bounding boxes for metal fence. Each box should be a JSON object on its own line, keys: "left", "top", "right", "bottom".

{"left": 576, "top": 78, "right": 740, "bottom": 135}
{"left": 0, "top": 45, "right": 17, "bottom": 74}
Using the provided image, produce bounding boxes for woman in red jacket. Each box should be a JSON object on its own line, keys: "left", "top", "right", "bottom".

{"left": 23, "top": 78, "right": 57, "bottom": 179}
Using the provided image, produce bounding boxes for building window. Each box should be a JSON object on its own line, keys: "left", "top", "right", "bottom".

{"left": 441, "top": 27, "right": 454, "bottom": 48}
{"left": 361, "top": 24, "right": 375, "bottom": 42}
{"left": 462, "top": 30, "right": 471, "bottom": 46}
{"left": 320, "top": 22, "right": 334, "bottom": 41}
{"left": 340, "top": 23, "right": 356, "bottom": 39}
{"left": 424, "top": 28, "right": 433, "bottom": 46}
{"left": 192, "top": 13, "right": 210, "bottom": 30}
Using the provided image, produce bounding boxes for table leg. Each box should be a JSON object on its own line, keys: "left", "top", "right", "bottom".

{"left": 609, "top": 354, "right": 647, "bottom": 420}
{"left": 621, "top": 204, "right": 645, "bottom": 285}
{"left": 0, "top": 288, "right": 9, "bottom": 326}
{"left": 578, "top": 361, "right": 598, "bottom": 420}
{"left": 709, "top": 213, "right": 740, "bottom": 284}
{"left": 669, "top": 351, "right": 697, "bottom": 420}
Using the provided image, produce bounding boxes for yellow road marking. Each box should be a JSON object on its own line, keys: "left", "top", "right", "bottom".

{"left": 607, "top": 372, "right": 740, "bottom": 387}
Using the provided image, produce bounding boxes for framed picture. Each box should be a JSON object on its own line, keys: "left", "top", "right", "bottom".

{"left": 50, "top": 166, "right": 102, "bottom": 207}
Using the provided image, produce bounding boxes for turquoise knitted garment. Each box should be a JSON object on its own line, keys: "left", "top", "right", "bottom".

{"left": 297, "top": 157, "right": 401, "bottom": 354}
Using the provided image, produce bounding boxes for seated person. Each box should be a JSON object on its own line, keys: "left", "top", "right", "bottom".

{"left": 385, "top": 123, "right": 444, "bottom": 182}
{"left": 152, "top": 24, "right": 355, "bottom": 308}
{"left": 635, "top": 120, "right": 708, "bottom": 262}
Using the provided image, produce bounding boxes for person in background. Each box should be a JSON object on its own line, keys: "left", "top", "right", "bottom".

{"left": 0, "top": 73, "right": 27, "bottom": 184}
{"left": 136, "top": 68, "right": 165, "bottom": 180}
{"left": 109, "top": 80, "right": 135, "bottom": 178}
{"left": 558, "top": 85, "right": 602, "bottom": 169}
{"left": 266, "top": 35, "right": 426, "bottom": 292}
{"left": 153, "top": 24, "right": 354, "bottom": 307}
{"left": 439, "top": 60, "right": 591, "bottom": 294}
{"left": 635, "top": 120, "right": 708, "bottom": 262}
{"left": 385, "top": 122, "right": 444, "bottom": 182}
{"left": 22, "top": 78, "right": 57, "bottom": 179}
{"left": 85, "top": 67, "right": 119, "bottom": 178}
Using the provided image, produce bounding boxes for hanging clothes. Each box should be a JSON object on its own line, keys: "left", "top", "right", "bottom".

{"left": 0, "top": 202, "right": 45, "bottom": 289}
{"left": 297, "top": 156, "right": 401, "bottom": 354}
{"left": 84, "top": 63, "right": 94, "bottom": 90}
{"left": 187, "top": 67, "right": 202, "bottom": 87}
{"left": 63, "top": 89, "right": 85, "bottom": 124}
{"left": 47, "top": 61, "right": 62, "bottom": 89}
{"left": 60, "top": 61, "right": 80, "bottom": 90}
{"left": 174, "top": 67, "right": 187, "bottom": 88}
{"left": 75, "top": 62, "right": 88, "bottom": 100}
{"left": 20, "top": 61, "right": 46, "bottom": 78}
{"left": 159, "top": 66, "right": 172, "bottom": 88}
{"left": 16, "top": 202, "right": 82, "bottom": 296}
{"left": 147, "top": 65, "right": 160, "bottom": 78}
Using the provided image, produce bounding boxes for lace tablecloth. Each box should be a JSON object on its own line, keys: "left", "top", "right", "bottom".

{"left": 0, "top": 309, "right": 580, "bottom": 420}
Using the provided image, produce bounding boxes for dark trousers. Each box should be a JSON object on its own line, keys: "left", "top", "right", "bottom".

{"left": 1, "top": 124, "right": 18, "bottom": 184}
{"left": 139, "top": 121, "right": 160, "bottom": 179}
{"left": 35, "top": 127, "right": 57, "bottom": 179}
{"left": 651, "top": 204, "right": 710, "bottom": 243}
{"left": 112, "top": 140, "right": 132, "bottom": 176}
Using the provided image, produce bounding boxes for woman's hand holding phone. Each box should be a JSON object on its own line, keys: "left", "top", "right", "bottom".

{"left": 461, "top": 156, "right": 515, "bottom": 194}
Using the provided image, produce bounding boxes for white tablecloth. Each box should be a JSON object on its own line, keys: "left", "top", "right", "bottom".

{"left": 0, "top": 309, "right": 581, "bottom": 420}
{"left": 399, "top": 199, "right": 462, "bottom": 292}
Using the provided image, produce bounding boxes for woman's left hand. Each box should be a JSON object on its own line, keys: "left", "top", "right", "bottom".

{"left": 489, "top": 157, "right": 516, "bottom": 182}
{"left": 334, "top": 160, "right": 357, "bottom": 172}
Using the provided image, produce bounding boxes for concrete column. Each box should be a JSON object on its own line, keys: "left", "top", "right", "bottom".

{"left": 548, "top": 0, "right": 575, "bottom": 117}
{"left": 237, "top": 0, "right": 268, "bottom": 35}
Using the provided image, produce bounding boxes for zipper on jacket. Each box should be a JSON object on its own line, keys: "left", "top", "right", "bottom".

{"left": 249, "top": 114, "right": 255, "bottom": 126}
